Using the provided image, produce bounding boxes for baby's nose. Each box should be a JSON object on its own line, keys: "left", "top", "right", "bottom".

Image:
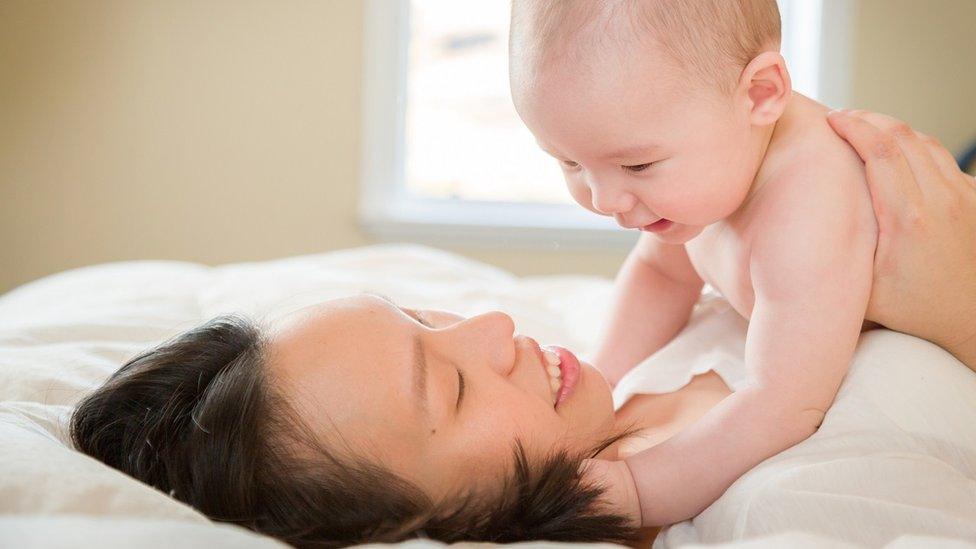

{"left": 590, "top": 184, "right": 636, "bottom": 215}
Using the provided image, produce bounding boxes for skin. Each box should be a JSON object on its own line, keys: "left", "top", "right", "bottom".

{"left": 266, "top": 295, "right": 619, "bottom": 502}
{"left": 266, "top": 294, "right": 735, "bottom": 546}
{"left": 512, "top": 15, "right": 877, "bottom": 527}
{"left": 827, "top": 110, "right": 976, "bottom": 371}
{"left": 256, "top": 112, "right": 976, "bottom": 536}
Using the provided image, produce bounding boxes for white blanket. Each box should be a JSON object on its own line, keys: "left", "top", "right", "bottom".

{"left": 1, "top": 245, "right": 973, "bottom": 548}
{"left": 613, "top": 296, "right": 976, "bottom": 547}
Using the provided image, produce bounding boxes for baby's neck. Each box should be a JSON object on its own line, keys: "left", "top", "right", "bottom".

{"left": 742, "top": 92, "right": 818, "bottom": 206}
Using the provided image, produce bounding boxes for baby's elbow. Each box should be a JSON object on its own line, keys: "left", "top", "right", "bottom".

{"left": 773, "top": 402, "right": 826, "bottom": 446}
{"left": 790, "top": 406, "right": 826, "bottom": 441}
{"left": 755, "top": 390, "right": 828, "bottom": 446}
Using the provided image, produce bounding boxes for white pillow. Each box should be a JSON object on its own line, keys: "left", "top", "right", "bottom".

{"left": 645, "top": 311, "right": 976, "bottom": 547}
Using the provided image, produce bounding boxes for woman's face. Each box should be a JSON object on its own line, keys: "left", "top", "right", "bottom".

{"left": 267, "top": 295, "right": 616, "bottom": 501}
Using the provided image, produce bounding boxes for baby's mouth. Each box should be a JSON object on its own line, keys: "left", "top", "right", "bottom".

{"left": 641, "top": 218, "right": 674, "bottom": 233}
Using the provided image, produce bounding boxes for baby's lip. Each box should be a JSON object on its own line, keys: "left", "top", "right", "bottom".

{"left": 620, "top": 218, "right": 662, "bottom": 230}
{"left": 641, "top": 219, "right": 674, "bottom": 233}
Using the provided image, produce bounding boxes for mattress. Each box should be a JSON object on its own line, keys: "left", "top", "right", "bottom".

{"left": 1, "top": 244, "right": 973, "bottom": 548}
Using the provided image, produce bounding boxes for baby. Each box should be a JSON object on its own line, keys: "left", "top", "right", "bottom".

{"left": 510, "top": 0, "right": 878, "bottom": 527}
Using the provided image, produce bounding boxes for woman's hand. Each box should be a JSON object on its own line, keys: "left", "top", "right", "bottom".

{"left": 827, "top": 109, "right": 976, "bottom": 369}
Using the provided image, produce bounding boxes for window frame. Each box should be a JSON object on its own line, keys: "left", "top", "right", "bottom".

{"left": 357, "top": 0, "right": 852, "bottom": 250}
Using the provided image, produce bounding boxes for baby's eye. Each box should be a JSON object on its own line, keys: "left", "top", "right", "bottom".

{"left": 559, "top": 159, "right": 580, "bottom": 169}
{"left": 623, "top": 162, "right": 653, "bottom": 173}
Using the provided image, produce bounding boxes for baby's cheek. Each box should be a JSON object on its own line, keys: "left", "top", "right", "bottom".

{"left": 647, "top": 176, "right": 720, "bottom": 222}
{"left": 566, "top": 178, "right": 599, "bottom": 214}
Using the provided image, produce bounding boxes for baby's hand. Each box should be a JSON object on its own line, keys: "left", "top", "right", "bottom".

{"left": 579, "top": 458, "right": 642, "bottom": 528}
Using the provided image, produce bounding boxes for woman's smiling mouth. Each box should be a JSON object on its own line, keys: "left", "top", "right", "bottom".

{"left": 546, "top": 346, "right": 581, "bottom": 409}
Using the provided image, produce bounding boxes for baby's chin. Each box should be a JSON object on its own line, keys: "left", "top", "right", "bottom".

{"left": 644, "top": 222, "right": 705, "bottom": 244}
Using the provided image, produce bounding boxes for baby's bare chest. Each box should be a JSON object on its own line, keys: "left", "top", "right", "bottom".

{"left": 686, "top": 224, "right": 756, "bottom": 318}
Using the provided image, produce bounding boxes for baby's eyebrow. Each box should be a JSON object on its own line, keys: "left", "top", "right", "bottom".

{"left": 537, "top": 146, "right": 562, "bottom": 159}
{"left": 605, "top": 143, "right": 660, "bottom": 159}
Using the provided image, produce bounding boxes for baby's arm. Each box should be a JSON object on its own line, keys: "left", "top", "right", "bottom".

{"left": 592, "top": 233, "right": 704, "bottom": 386}
{"left": 621, "top": 173, "right": 876, "bottom": 525}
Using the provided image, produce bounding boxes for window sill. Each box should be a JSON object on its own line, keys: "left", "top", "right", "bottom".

{"left": 359, "top": 198, "right": 638, "bottom": 251}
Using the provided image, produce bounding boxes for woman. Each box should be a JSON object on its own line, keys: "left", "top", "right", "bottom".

{"left": 70, "top": 295, "right": 657, "bottom": 547}
{"left": 70, "top": 112, "right": 976, "bottom": 548}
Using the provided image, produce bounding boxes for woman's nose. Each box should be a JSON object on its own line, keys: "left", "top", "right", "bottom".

{"left": 440, "top": 311, "right": 516, "bottom": 376}
{"left": 587, "top": 174, "right": 636, "bottom": 215}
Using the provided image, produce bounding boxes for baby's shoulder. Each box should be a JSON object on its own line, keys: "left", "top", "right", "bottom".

{"left": 777, "top": 122, "right": 864, "bottom": 194}
{"left": 745, "top": 122, "right": 878, "bottom": 270}
{"left": 756, "top": 120, "right": 873, "bottom": 227}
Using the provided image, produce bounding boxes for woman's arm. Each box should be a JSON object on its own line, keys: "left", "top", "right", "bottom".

{"left": 827, "top": 110, "right": 976, "bottom": 369}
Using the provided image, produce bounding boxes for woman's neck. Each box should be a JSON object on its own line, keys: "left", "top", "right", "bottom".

{"left": 610, "top": 371, "right": 733, "bottom": 459}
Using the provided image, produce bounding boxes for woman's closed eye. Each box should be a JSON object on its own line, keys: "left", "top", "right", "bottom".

{"left": 455, "top": 369, "right": 465, "bottom": 412}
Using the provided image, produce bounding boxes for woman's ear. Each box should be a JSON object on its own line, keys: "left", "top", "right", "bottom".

{"left": 736, "top": 51, "right": 791, "bottom": 126}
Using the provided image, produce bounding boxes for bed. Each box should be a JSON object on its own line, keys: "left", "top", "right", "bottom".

{"left": 1, "top": 244, "right": 974, "bottom": 548}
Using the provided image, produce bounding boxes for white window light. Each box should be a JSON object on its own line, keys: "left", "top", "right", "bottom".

{"left": 780, "top": 0, "right": 854, "bottom": 107}
{"left": 358, "top": 0, "right": 851, "bottom": 250}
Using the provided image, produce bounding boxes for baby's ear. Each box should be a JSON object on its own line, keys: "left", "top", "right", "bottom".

{"left": 738, "top": 51, "right": 791, "bottom": 126}
{"left": 578, "top": 458, "right": 642, "bottom": 528}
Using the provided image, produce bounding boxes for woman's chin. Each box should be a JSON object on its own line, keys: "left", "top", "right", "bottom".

{"left": 582, "top": 360, "right": 614, "bottom": 399}
{"left": 562, "top": 360, "right": 616, "bottom": 433}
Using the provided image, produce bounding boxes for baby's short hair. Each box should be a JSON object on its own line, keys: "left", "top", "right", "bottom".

{"left": 510, "top": 0, "right": 781, "bottom": 93}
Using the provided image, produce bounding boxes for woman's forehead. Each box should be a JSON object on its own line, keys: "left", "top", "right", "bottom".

{"left": 270, "top": 296, "right": 407, "bottom": 369}
{"left": 269, "top": 295, "right": 391, "bottom": 340}
{"left": 265, "top": 295, "right": 427, "bottom": 457}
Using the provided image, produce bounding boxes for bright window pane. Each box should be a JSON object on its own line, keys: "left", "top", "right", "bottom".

{"left": 405, "top": 0, "right": 571, "bottom": 204}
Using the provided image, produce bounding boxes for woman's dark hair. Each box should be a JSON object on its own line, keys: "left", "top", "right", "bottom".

{"left": 70, "top": 315, "right": 642, "bottom": 548}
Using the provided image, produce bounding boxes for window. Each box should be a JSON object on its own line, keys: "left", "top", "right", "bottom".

{"left": 359, "top": 0, "right": 851, "bottom": 249}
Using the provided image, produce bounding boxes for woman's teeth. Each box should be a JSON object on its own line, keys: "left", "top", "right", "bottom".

{"left": 543, "top": 348, "right": 562, "bottom": 400}
{"left": 544, "top": 348, "right": 561, "bottom": 367}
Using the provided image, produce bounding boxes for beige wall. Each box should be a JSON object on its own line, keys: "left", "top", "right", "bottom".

{"left": 2, "top": 0, "right": 974, "bottom": 294}
{"left": 850, "top": 0, "right": 976, "bottom": 152}
{"left": 1, "top": 1, "right": 371, "bottom": 293}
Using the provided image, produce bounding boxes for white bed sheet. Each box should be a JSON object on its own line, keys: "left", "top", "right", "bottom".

{"left": 616, "top": 297, "right": 976, "bottom": 547}
{"left": 1, "top": 244, "right": 973, "bottom": 548}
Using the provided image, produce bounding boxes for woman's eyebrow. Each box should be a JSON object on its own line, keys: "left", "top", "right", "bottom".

{"left": 412, "top": 336, "right": 431, "bottom": 425}
{"left": 365, "top": 292, "right": 435, "bottom": 424}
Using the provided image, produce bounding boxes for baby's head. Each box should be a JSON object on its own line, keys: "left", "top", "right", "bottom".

{"left": 510, "top": 0, "right": 788, "bottom": 242}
